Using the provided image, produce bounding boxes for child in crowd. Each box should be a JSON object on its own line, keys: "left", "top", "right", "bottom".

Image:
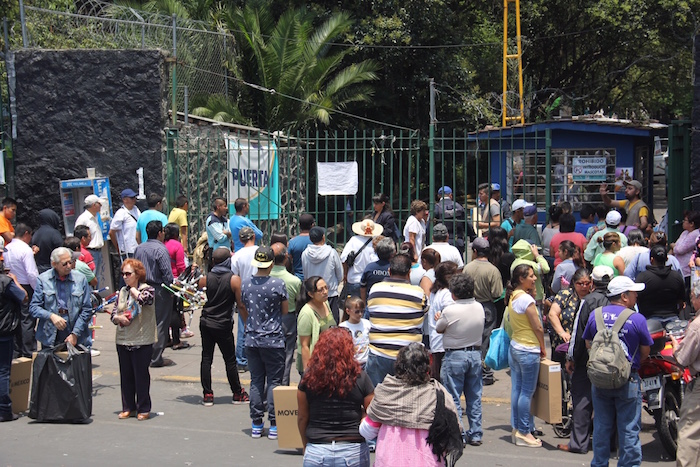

{"left": 339, "top": 296, "right": 371, "bottom": 369}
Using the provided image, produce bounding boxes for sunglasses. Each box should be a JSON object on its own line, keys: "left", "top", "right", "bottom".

{"left": 122, "top": 271, "right": 134, "bottom": 277}
{"left": 61, "top": 259, "right": 76, "bottom": 267}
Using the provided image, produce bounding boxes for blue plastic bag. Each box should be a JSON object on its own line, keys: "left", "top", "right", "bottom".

{"left": 484, "top": 327, "right": 511, "bottom": 371}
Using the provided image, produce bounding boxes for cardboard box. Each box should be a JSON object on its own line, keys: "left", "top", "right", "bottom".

{"left": 10, "top": 357, "right": 32, "bottom": 413}
{"left": 272, "top": 385, "right": 303, "bottom": 449}
{"left": 531, "top": 358, "right": 562, "bottom": 424}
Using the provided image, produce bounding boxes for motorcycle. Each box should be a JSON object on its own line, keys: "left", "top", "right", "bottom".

{"left": 639, "top": 318, "right": 691, "bottom": 459}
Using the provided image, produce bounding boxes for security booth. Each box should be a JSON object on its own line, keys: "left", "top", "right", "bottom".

{"left": 470, "top": 117, "right": 668, "bottom": 223}
{"left": 58, "top": 170, "right": 114, "bottom": 288}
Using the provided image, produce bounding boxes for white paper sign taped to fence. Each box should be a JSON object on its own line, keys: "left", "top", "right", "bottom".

{"left": 226, "top": 137, "right": 280, "bottom": 220}
{"left": 572, "top": 156, "right": 607, "bottom": 182}
{"left": 317, "top": 162, "right": 358, "bottom": 196}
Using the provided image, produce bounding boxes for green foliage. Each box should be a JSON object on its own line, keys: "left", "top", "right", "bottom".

{"left": 223, "top": 1, "right": 379, "bottom": 130}
{"left": 190, "top": 94, "right": 251, "bottom": 124}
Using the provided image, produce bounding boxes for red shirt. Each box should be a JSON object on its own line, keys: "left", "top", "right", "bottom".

{"left": 550, "top": 232, "right": 587, "bottom": 267}
{"left": 80, "top": 245, "right": 95, "bottom": 271}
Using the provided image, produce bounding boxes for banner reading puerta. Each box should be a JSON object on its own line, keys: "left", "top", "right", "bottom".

{"left": 226, "top": 137, "right": 280, "bottom": 220}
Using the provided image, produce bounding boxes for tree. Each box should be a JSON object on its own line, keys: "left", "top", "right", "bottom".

{"left": 222, "top": 1, "right": 379, "bottom": 131}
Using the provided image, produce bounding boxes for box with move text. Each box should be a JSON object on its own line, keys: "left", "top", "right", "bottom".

{"left": 272, "top": 386, "right": 303, "bottom": 449}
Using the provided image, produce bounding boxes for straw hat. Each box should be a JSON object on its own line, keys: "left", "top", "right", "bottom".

{"left": 352, "top": 219, "right": 383, "bottom": 237}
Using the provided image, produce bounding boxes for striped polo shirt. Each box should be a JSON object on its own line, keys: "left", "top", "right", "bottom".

{"left": 367, "top": 277, "right": 428, "bottom": 360}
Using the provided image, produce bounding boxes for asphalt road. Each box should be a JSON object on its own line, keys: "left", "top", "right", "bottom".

{"left": 1, "top": 309, "right": 677, "bottom": 466}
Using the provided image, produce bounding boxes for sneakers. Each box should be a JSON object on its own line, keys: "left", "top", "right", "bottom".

{"left": 268, "top": 425, "right": 277, "bottom": 440}
{"left": 251, "top": 421, "right": 264, "bottom": 438}
{"left": 203, "top": 393, "right": 214, "bottom": 407}
{"left": 232, "top": 390, "right": 250, "bottom": 404}
{"left": 90, "top": 349, "right": 101, "bottom": 357}
{"left": 237, "top": 364, "right": 248, "bottom": 373}
{"left": 181, "top": 328, "right": 195, "bottom": 338}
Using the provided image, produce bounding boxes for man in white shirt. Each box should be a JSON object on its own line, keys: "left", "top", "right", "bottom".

{"left": 230, "top": 227, "right": 259, "bottom": 371}
{"left": 75, "top": 194, "right": 105, "bottom": 286}
{"left": 108, "top": 188, "right": 141, "bottom": 260}
{"left": 5, "top": 223, "right": 39, "bottom": 357}
{"left": 341, "top": 219, "right": 381, "bottom": 299}
{"left": 424, "top": 223, "right": 464, "bottom": 267}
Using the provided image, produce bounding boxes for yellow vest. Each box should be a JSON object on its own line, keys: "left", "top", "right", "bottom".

{"left": 506, "top": 290, "right": 540, "bottom": 347}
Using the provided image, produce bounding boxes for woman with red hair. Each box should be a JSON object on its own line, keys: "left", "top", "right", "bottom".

{"left": 297, "top": 327, "right": 374, "bottom": 466}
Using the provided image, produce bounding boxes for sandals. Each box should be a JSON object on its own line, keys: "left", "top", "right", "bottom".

{"left": 172, "top": 342, "right": 191, "bottom": 350}
{"left": 118, "top": 411, "right": 136, "bottom": 419}
{"left": 514, "top": 431, "right": 542, "bottom": 448}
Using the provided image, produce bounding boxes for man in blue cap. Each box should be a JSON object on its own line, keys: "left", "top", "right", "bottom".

{"left": 109, "top": 188, "right": 141, "bottom": 261}
{"left": 490, "top": 183, "right": 511, "bottom": 220}
{"left": 434, "top": 186, "right": 472, "bottom": 255}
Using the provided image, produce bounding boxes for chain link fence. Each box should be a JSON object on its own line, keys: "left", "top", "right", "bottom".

{"left": 16, "top": 0, "right": 235, "bottom": 113}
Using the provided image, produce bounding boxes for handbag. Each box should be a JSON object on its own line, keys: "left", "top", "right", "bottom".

{"left": 29, "top": 342, "right": 93, "bottom": 422}
{"left": 484, "top": 322, "right": 511, "bottom": 371}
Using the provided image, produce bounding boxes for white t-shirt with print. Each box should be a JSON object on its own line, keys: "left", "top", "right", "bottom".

{"left": 340, "top": 319, "right": 372, "bottom": 364}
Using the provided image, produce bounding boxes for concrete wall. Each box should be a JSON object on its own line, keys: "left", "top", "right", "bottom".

{"left": 12, "top": 49, "right": 168, "bottom": 229}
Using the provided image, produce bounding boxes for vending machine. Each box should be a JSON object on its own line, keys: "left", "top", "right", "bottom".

{"left": 58, "top": 169, "right": 114, "bottom": 289}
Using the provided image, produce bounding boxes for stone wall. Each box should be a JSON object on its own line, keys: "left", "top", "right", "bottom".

{"left": 11, "top": 49, "right": 168, "bottom": 228}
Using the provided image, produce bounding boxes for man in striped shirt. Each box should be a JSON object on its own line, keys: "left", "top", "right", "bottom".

{"left": 366, "top": 253, "right": 429, "bottom": 386}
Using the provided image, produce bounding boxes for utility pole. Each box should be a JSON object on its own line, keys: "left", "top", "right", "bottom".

{"left": 428, "top": 78, "right": 436, "bottom": 243}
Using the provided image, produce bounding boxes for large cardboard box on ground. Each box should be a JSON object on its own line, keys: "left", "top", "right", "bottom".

{"left": 10, "top": 357, "right": 32, "bottom": 413}
{"left": 273, "top": 386, "right": 303, "bottom": 449}
{"left": 531, "top": 358, "right": 562, "bottom": 424}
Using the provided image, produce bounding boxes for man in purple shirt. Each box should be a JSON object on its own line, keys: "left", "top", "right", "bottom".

{"left": 582, "top": 276, "right": 653, "bottom": 467}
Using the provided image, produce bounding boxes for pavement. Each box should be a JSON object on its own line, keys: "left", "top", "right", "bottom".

{"left": 0, "top": 306, "right": 677, "bottom": 466}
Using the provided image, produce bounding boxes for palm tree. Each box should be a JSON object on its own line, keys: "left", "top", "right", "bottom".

{"left": 224, "top": 2, "right": 379, "bottom": 131}
{"left": 191, "top": 94, "right": 251, "bottom": 125}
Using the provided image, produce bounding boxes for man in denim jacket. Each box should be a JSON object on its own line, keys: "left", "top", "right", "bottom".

{"left": 30, "top": 247, "right": 93, "bottom": 348}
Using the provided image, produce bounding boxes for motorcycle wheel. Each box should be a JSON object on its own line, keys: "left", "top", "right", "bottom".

{"left": 657, "top": 387, "right": 680, "bottom": 459}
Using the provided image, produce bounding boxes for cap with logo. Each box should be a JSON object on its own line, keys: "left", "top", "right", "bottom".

{"left": 251, "top": 246, "right": 274, "bottom": 269}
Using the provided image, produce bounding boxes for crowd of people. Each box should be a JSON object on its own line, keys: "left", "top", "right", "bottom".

{"left": 2, "top": 177, "right": 700, "bottom": 467}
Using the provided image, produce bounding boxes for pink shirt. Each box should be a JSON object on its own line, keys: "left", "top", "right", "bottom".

{"left": 164, "top": 239, "right": 186, "bottom": 277}
{"left": 374, "top": 425, "right": 442, "bottom": 467}
{"left": 550, "top": 232, "right": 587, "bottom": 267}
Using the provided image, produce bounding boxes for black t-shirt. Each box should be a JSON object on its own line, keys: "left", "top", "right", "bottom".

{"left": 298, "top": 371, "right": 374, "bottom": 443}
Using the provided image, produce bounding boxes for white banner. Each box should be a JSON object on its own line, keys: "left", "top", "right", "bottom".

{"left": 317, "top": 162, "right": 358, "bottom": 196}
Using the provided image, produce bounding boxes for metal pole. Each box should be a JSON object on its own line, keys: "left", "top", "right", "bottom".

{"left": 18, "top": 0, "right": 28, "bottom": 48}
{"left": 184, "top": 86, "right": 189, "bottom": 124}
{"left": 428, "top": 78, "right": 436, "bottom": 243}
{"left": 171, "top": 14, "right": 177, "bottom": 126}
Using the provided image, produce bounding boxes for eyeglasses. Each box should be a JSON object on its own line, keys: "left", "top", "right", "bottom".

{"left": 61, "top": 260, "right": 76, "bottom": 267}
{"left": 575, "top": 281, "right": 592, "bottom": 287}
{"left": 122, "top": 271, "right": 134, "bottom": 277}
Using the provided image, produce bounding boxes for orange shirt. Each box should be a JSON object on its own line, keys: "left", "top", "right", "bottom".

{"left": 0, "top": 214, "right": 14, "bottom": 237}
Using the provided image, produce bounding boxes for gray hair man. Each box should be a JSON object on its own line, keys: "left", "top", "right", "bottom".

{"left": 30, "top": 247, "right": 92, "bottom": 349}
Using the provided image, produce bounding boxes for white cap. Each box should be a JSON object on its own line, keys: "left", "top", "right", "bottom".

{"left": 591, "top": 265, "right": 615, "bottom": 282}
{"left": 605, "top": 210, "right": 622, "bottom": 226}
{"left": 512, "top": 199, "right": 533, "bottom": 211}
{"left": 607, "top": 276, "right": 645, "bottom": 296}
{"left": 84, "top": 194, "right": 103, "bottom": 207}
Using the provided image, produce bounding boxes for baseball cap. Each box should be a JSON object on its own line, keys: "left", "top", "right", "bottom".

{"left": 512, "top": 199, "right": 533, "bottom": 211}
{"left": 607, "top": 276, "right": 645, "bottom": 296}
{"left": 605, "top": 210, "right": 622, "bottom": 226}
{"left": 309, "top": 226, "right": 325, "bottom": 243}
{"left": 121, "top": 188, "right": 137, "bottom": 198}
{"left": 623, "top": 180, "right": 642, "bottom": 191}
{"left": 491, "top": 183, "right": 501, "bottom": 191}
{"left": 523, "top": 205, "right": 538, "bottom": 216}
{"left": 433, "top": 223, "right": 448, "bottom": 236}
{"left": 239, "top": 226, "right": 255, "bottom": 242}
{"left": 251, "top": 246, "right": 274, "bottom": 269}
{"left": 472, "top": 237, "right": 490, "bottom": 252}
{"left": 591, "top": 265, "right": 615, "bottom": 282}
{"left": 84, "top": 194, "right": 102, "bottom": 207}
{"left": 438, "top": 186, "right": 452, "bottom": 195}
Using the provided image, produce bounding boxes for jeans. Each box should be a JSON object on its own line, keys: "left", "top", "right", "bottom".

{"left": 366, "top": 353, "right": 395, "bottom": 386}
{"left": 0, "top": 335, "right": 13, "bottom": 417}
{"left": 13, "top": 284, "right": 35, "bottom": 358}
{"left": 508, "top": 346, "right": 539, "bottom": 434}
{"left": 303, "top": 442, "right": 370, "bottom": 467}
{"left": 199, "top": 323, "right": 242, "bottom": 395}
{"left": 591, "top": 374, "right": 642, "bottom": 467}
{"left": 91, "top": 249, "right": 103, "bottom": 289}
{"left": 281, "top": 313, "right": 297, "bottom": 386}
{"left": 247, "top": 346, "right": 284, "bottom": 425}
{"left": 117, "top": 344, "right": 153, "bottom": 414}
{"left": 236, "top": 314, "right": 247, "bottom": 367}
{"left": 441, "top": 349, "right": 483, "bottom": 441}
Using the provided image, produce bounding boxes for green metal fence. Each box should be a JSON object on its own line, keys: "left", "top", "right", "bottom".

{"left": 167, "top": 125, "right": 422, "bottom": 251}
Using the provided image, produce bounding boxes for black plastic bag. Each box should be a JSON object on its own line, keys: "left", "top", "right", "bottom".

{"left": 29, "top": 342, "right": 92, "bottom": 422}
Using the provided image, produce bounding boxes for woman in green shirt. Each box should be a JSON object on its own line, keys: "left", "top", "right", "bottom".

{"left": 296, "top": 276, "right": 336, "bottom": 374}
{"left": 592, "top": 232, "right": 625, "bottom": 276}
